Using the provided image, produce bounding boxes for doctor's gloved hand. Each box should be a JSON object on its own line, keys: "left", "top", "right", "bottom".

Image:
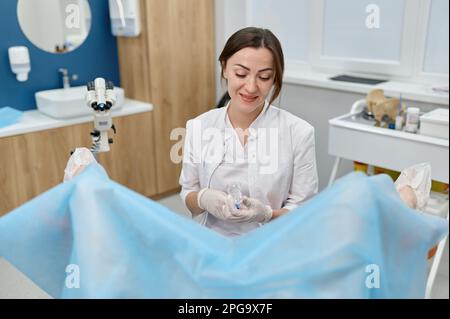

{"left": 236, "top": 196, "right": 273, "bottom": 223}
{"left": 197, "top": 188, "right": 249, "bottom": 222}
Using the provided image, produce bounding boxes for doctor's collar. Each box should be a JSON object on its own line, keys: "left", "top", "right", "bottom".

{"left": 223, "top": 99, "right": 270, "bottom": 129}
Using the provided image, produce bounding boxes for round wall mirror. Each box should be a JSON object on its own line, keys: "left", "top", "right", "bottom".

{"left": 17, "top": 0, "right": 92, "bottom": 54}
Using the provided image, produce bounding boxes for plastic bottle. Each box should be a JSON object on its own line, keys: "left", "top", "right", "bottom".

{"left": 227, "top": 183, "right": 242, "bottom": 210}
{"left": 405, "top": 107, "right": 420, "bottom": 133}
{"left": 395, "top": 114, "right": 403, "bottom": 130}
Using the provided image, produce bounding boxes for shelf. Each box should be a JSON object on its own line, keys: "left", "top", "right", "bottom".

{"left": 329, "top": 112, "right": 449, "bottom": 184}
{"left": 284, "top": 69, "right": 449, "bottom": 106}
{"left": 0, "top": 99, "right": 153, "bottom": 139}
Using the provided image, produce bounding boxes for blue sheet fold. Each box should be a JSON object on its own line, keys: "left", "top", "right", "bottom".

{"left": 0, "top": 164, "right": 447, "bottom": 298}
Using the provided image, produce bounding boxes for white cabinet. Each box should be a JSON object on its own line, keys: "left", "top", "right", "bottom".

{"left": 328, "top": 108, "right": 449, "bottom": 184}
{"left": 328, "top": 99, "right": 449, "bottom": 299}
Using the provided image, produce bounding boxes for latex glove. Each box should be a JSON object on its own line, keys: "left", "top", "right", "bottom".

{"left": 64, "top": 147, "right": 96, "bottom": 182}
{"left": 197, "top": 188, "right": 249, "bottom": 222}
{"left": 234, "top": 196, "right": 273, "bottom": 223}
{"left": 395, "top": 163, "right": 432, "bottom": 211}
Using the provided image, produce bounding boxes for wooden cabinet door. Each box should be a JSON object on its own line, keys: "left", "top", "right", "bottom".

{"left": 0, "top": 125, "right": 75, "bottom": 216}
{"left": 118, "top": 0, "right": 216, "bottom": 195}
{"left": 0, "top": 111, "right": 157, "bottom": 217}
{"left": 146, "top": 0, "right": 216, "bottom": 194}
{"left": 96, "top": 112, "right": 158, "bottom": 198}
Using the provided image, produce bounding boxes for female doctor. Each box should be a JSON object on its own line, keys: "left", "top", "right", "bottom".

{"left": 179, "top": 27, "right": 319, "bottom": 237}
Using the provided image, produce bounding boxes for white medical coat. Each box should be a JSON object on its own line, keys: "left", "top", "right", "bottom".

{"left": 179, "top": 101, "right": 319, "bottom": 236}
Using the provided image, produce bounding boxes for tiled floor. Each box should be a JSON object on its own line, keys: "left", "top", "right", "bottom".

{"left": 0, "top": 194, "right": 448, "bottom": 299}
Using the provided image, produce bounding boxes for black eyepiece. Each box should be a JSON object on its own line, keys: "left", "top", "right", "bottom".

{"left": 106, "top": 81, "right": 114, "bottom": 90}
{"left": 87, "top": 81, "right": 95, "bottom": 91}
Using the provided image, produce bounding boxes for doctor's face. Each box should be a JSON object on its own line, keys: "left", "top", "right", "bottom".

{"left": 223, "top": 47, "right": 275, "bottom": 114}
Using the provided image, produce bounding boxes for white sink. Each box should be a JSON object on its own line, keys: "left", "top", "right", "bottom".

{"left": 35, "top": 86, "right": 125, "bottom": 119}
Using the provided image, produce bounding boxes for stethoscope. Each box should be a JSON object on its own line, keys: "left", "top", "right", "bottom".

{"left": 205, "top": 138, "right": 231, "bottom": 188}
{"left": 204, "top": 101, "right": 263, "bottom": 188}
{"left": 205, "top": 130, "right": 258, "bottom": 188}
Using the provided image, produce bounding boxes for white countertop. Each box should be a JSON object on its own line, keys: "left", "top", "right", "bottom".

{"left": 329, "top": 113, "right": 449, "bottom": 147}
{"left": 284, "top": 70, "right": 449, "bottom": 106}
{"left": 0, "top": 99, "right": 153, "bottom": 138}
{"left": 329, "top": 112, "right": 449, "bottom": 183}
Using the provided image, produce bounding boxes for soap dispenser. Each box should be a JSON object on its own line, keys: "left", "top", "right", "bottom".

{"left": 8, "top": 46, "right": 31, "bottom": 82}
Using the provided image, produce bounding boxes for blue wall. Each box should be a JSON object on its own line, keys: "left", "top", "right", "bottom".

{"left": 0, "top": 0, "right": 120, "bottom": 111}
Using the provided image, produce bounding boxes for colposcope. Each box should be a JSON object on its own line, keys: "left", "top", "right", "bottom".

{"left": 85, "top": 78, "right": 117, "bottom": 156}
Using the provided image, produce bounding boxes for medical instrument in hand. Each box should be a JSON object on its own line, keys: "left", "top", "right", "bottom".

{"left": 85, "top": 78, "right": 117, "bottom": 155}
{"left": 227, "top": 183, "right": 243, "bottom": 210}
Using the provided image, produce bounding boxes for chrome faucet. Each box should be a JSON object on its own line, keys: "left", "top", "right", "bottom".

{"left": 58, "top": 68, "right": 78, "bottom": 89}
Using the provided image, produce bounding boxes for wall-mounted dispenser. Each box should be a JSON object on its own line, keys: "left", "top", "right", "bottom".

{"left": 108, "top": 0, "right": 141, "bottom": 37}
{"left": 8, "top": 46, "right": 31, "bottom": 82}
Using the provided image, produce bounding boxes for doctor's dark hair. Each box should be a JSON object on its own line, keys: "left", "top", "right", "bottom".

{"left": 219, "top": 27, "right": 285, "bottom": 106}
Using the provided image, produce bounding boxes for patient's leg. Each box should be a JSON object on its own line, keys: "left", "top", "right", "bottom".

{"left": 397, "top": 185, "right": 417, "bottom": 209}
{"left": 64, "top": 148, "right": 97, "bottom": 182}
{"left": 394, "top": 163, "right": 431, "bottom": 211}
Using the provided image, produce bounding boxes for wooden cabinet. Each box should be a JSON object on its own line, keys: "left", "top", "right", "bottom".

{"left": 0, "top": 111, "right": 157, "bottom": 217}
{"left": 117, "top": 0, "right": 215, "bottom": 195}
{"left": 0, "top": 0, "right": 215, "bottom": 216}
